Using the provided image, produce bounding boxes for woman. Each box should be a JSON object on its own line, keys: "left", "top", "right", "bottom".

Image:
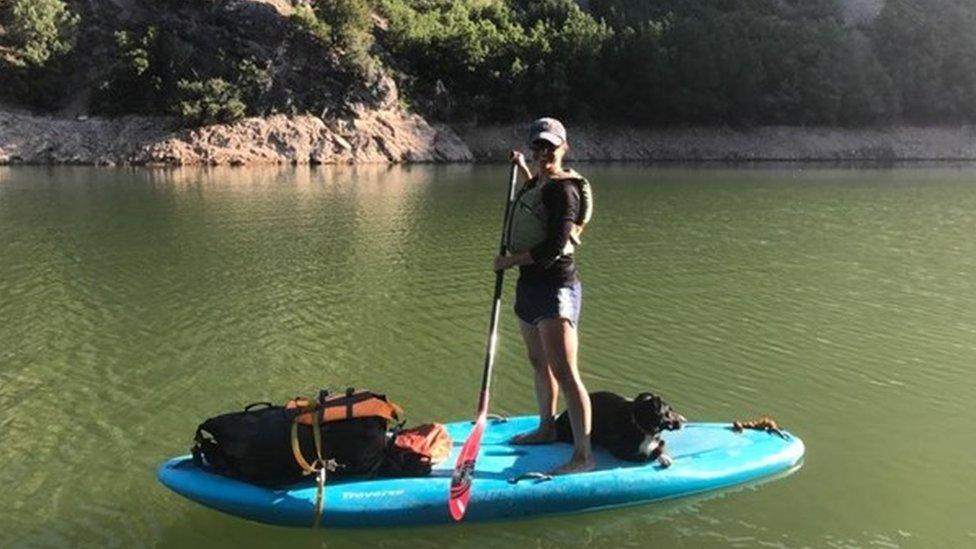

{"left": 493, "top": 117, "right": 594, "bottom": 474}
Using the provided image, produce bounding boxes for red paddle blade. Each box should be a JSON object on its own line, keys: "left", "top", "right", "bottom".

{"left": 448, "top": 418, "right": 486, "bottom": 521}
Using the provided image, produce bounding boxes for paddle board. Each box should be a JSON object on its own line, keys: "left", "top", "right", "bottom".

{"left": 157, "top": 415, "right": 804, "bottom": 527}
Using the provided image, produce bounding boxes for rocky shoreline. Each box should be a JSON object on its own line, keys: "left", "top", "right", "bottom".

{"left": 0, "top": 106, "right": 472, "bottom": 166}
{"left": 3, "top": 107, "right": 976, "bottom": 166}
{"left": 459, "top": 124, "right": 976, "bottom": 163}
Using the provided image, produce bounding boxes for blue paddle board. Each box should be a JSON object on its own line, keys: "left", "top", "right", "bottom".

{"left": 157, "top": 416, "right": 804, "bottom": 527}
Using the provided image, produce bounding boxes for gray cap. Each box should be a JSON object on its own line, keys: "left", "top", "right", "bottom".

{"left": 528, "top": 117, "right": 567, "bottom": 147}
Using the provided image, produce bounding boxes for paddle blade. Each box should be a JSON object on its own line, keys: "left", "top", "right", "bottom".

{"left": 448, "top": 418, "right": 486, "bottom": 521}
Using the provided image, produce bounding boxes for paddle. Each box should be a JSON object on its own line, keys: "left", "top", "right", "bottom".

{"left": 449, "top": 162, "right": 520, "bottom": 522}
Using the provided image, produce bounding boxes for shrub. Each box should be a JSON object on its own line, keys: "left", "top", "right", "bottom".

{"left": 290, "top": 4, "right": 332, "bottom": 43}
{"left": 175, "top": 78, "right": 248, "bottom": 126}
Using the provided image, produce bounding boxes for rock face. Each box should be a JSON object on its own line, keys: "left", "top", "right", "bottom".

{"left": 0, "top": 111, "right": 173, "bottom": 165}
{"left": 0, "top": 107, "right": 472, "bottom": 165}
{"left": 0, "top": 66, "right": 471, "bottom": 165}
{"left": 842, "top": 0, "right": 884, "bottom": 25}
{"left": 5, "top": 107, "right": 976, "bottom": 165}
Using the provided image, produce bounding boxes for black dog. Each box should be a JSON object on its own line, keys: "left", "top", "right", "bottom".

{"left": 555, "top": 391, "right": 684, "bottom": 467}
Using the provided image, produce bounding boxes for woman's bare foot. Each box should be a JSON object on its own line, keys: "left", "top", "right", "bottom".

{"left": 550, "top": 454, "right": 596, "bottom": 475}
{"left": 509, "top": 426, "right": 557, "bottom": 445}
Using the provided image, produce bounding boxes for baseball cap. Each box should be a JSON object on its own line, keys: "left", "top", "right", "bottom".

{"left": 528, "top": 117, "right": 567, "bottom": 147}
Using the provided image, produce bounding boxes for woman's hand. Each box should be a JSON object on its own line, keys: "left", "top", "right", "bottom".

{"left": 493, "top": 251, "right": 532, "bottom": 272}
{"left": 493, "top": 254, "right": 514, "bottom": 272}
{"left": 510, "top": 150, "right": 532, "bottom": 181}
{"left": 509, "top": 150, "right": 527, "bottom": 167}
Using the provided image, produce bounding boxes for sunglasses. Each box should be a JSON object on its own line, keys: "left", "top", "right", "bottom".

{"left": 529, "top": 141, "right": 556, "bottom": 153}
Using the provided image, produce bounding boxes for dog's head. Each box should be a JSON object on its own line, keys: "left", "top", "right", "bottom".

{"left": 633, "top": 393, "right": 685, "bottom": 434}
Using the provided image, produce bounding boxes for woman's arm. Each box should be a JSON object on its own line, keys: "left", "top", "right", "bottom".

{"left": 528, "top": 182, "right": 580, "bottom": 269}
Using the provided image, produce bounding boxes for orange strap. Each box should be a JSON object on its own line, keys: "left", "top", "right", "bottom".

{"left": 286, "top": 391, "right": 403, "bottom": 425}
{"left": 288, "top": 402, "right": 328, "bottom": 527}
{"left": 290, "top": 420, "right": 318, "bottom": 475}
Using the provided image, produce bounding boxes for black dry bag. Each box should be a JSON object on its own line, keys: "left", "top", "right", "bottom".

{"left": 191, "top": 401, "right": 389, "bottom": 486}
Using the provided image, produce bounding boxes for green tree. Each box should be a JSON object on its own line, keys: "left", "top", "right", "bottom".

{"left": 0, "top": 0, "right": 79, "bottom": 67}
{"left": 834, "top": 29, "right": 898, "bottom": 124}
{"left": 510, "top": 0, "right": 612, "bottom": 120}
{"left": 379, "top": 0, "right": 528, "bottom": 120}
{"left": 597, "top": 22, "right": 672, "bottom": 124}
{"left": 379, "top": 0, "right": 610, "bottom": 122}
{"left": 315, "top": 0, "right": 376, "bottom": 75}
{"left": 94, "top": 26, "right": 195, "bottom": 115}
{"left": 874, "top": 0, "right": 976, "bottom": 122}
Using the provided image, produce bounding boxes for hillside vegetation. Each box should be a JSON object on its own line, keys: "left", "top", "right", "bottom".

{"left": 1, "top": 0, "right": 974, "bottom": 127}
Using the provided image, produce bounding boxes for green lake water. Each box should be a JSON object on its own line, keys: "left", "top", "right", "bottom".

{"left": 1, "top": 164, "right": 974, "bottom": 548}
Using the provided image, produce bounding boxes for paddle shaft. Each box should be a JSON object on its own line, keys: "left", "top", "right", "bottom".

{"left": 478, "top": 163, "right": 520, "bottom": 407}
{"left": 449, "top": 163, "right": 519, "bottom": 521}
{"left": 478, "top": 163, "right": 518, "bottom": 417}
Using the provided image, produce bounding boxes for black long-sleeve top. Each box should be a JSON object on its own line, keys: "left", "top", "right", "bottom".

{"left": 518, "top": 179, "right": 581, "bottom": 286}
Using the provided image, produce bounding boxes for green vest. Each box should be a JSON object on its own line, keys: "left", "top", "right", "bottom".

{"left": 507, "top": 170, "right": 593, "bottom": 254}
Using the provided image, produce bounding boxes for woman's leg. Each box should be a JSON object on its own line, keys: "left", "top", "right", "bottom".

{"left": 537, "top": 317, "right": 594, "bottom": 474}
{"left": 510, "top": 319, "right": 559, "bottom": 444}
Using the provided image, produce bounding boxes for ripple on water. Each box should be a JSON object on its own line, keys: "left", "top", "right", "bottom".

{"left": 1, "top": 165, "right": 975, "bottom": 547}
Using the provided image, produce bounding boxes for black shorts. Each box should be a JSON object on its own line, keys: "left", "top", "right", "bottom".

{"left": 514, "top": 279, "right": 582, "bottom": 327}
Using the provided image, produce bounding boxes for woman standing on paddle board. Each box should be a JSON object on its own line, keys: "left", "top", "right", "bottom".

{"left": 493, "top": 117, "right": 595, "bottom": 474}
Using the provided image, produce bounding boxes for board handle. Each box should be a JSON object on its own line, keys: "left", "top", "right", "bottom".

{"left": 470, "top": 413, "right": 508, "bottom": 424}
{"left": 508, "top": 472, "right": 553, "bottom": 484}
